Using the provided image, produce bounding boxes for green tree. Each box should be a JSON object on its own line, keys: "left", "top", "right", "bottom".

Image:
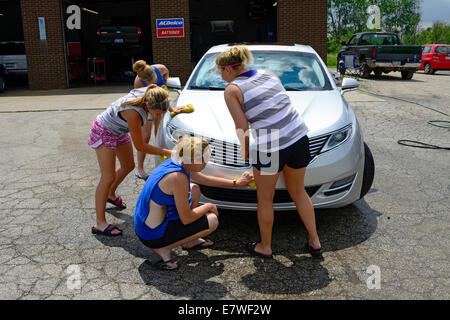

{"left": 416, "top": 21, "right": 450, "bottom": 45}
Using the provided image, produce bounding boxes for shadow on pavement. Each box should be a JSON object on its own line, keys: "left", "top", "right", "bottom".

{"left": 93, "top": 196, "right": 381, "bottom": 297}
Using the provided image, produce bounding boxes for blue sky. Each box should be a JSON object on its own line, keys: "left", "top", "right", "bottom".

{"left": 420, "top": 0, "right": 450, "bottom": 28}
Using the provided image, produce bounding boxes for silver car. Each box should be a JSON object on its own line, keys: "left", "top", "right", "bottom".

{"left": 157, "top": 43, "right": 375, "bottom": 210}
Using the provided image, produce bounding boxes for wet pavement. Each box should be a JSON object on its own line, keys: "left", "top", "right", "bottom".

{"left": 0, "top": 71, "right": 448, "bottom": 300}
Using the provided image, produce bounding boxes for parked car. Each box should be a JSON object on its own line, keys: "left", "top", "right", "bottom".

{"left": 157, "top": 43, "right": 375, "bottom": 210}
{"left": 0, "top": 41, "right": 28, "bottom": 92}
{"left": 417, "top": 44, "right": 450, "bottom": 74}
{"left": 338, "top": 32, "right": 422, "bottom": 80}
{"left": 97, "top": 26, "right": 142, "bottom": 45}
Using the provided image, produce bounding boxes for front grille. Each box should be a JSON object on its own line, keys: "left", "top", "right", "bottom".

{"left": 199, "top": 185, "right": 321, "bottom": 204}
{"left": 308, "top": 134, "right": 330, "bottom": 158}
{"left": 168, "top": 123, "right": 329, "bottom": 167}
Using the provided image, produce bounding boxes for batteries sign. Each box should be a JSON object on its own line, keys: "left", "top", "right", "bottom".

{"left": 156, "top": 18, "right": 184, "bottom": 38}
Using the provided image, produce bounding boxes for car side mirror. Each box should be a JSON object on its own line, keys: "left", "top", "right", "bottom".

{"left": 165, "top": 77, "right": 181, "bottom": 89}
{"left": 340, "top": 77, "right": 359, "bottom": 95}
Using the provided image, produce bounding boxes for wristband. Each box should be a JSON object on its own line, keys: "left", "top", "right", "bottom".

{"left": 232, "top": 178, "right": 237, "bottom": 188}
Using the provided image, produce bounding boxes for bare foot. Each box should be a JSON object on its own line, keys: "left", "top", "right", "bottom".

{"left": 183, "top": 238, "right": 214, "bottom": 250}
{"left": 153, "top": 248, "right": 177, "bottom": 268}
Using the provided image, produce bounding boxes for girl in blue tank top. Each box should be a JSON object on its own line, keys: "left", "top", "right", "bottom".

{"left": 134, "top": 137, "right": 253, "bottom": 270}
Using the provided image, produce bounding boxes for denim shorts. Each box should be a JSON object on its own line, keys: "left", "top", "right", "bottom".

{"left": 87, "top": 120, "right": 131, "bottom": 150}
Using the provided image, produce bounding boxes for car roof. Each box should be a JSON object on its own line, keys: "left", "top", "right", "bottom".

{"left": 204, "top": 43, "right": 317, "bottom": 55}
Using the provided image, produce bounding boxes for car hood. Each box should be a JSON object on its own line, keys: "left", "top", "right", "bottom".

{"left": 167, "top": 89, "right": 349, "bottom": 144}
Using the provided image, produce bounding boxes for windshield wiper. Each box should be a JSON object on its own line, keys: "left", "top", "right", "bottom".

{"left": 189, "top": 85, "right": 225, "bottom": 90}
{"left": 285, "top": 87, "right": 306, "bottom": 91}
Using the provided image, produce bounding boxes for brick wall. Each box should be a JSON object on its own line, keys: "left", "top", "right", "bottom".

{"left": 20, "top": 0, "right": 67, "bottom": 90}
{"left": 277, "top": 0, "right": 327, "bottom": 62}
{"left": 150, "top": 0, "right": 192, "bottom": 84}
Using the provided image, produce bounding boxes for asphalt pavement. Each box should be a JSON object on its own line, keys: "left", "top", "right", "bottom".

{"left": 0, "top": 71, "right": 448, "bottom": 300}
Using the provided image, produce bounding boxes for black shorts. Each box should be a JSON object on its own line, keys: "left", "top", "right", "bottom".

{"left": 252, "top": 135, "right": 312, "bottom": 174}
{"left": 137, "top": 215, "right": 210, "bottom": 249}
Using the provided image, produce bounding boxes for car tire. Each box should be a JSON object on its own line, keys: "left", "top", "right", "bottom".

{"left": 424, "top": 63, "right": 435, "bottom": 75}
{"left": 401, "top": 71, "right": 414, "bottom": 80}
{"left": 373, "top": 69, "right": 382, "bottom": 77}
{"left": 359, "top": 142, "right": 375, "bottom": 200}
{"left": 359, "top": 62, "right": 371, "bottom": 78}
{"left": 0, "top": 76, "right": 5, "bottom": 93}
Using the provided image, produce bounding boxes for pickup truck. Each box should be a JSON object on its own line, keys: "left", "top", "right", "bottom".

{"left": 337, "top": 32, "right": 422, "bottom": 80}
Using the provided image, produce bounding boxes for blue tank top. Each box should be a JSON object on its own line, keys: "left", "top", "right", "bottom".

{"left": 134, "top": 158, "right": 191, "bottom": 240}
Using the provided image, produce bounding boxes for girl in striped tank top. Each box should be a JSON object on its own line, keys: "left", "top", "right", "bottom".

{"left": 216, "top": 46, "right": 322, "bottom": 258}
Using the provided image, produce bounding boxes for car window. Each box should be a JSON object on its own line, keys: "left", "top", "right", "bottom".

{"left": 422, "top": 46, "right": 433, "bottom": 54}
{"left": 188, "top": 50, "right": 332, "bottom": 91}
{"left": 0, "top": 42, "right": 25, "bottom": 55}
{"left": 348, "top": 36, "right": 358, "bottom": 45}
{"left": 435, "top": 46, "right": 449, "bottom": 54}
{"left": 360, "top": 34, "right": 398, "bottom": 45}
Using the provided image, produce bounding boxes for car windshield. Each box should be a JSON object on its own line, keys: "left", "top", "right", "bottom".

{"left": 187, "top": 50, "right": 332, "bottom": 91}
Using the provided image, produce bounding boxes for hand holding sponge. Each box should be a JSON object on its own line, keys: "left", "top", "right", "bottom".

{"left": 170, "top": 103, "right": 195, "bottom": 118}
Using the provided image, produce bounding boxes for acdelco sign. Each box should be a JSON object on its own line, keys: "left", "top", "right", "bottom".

{"left": 156, "top": 18, "right": 184, "bottom": 38}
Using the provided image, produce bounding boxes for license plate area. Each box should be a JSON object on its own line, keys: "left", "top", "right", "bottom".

{"left": 393, "top": 61, "right": 401, "bottom": 66}
{"left": 114, "top": 38, "right": 124, "bottom": 43}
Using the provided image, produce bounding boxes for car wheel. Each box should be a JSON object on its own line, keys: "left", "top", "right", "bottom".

{"left": 373, "top": 69, "right": 382, "bottom": 77}
{"left": 359, "top": 142, "right": 375, "bottom": 200}
{"left": 359, "top": 62, "right": 371, "bottom": 78}
{"left": 0, "top": 76, "right": 5, "bottom": 93}
{"left": 424, "top": 63, "right": 435, "bottom": 75}
{"left": 401, "top": 71, "right": 414, "bottom": 80}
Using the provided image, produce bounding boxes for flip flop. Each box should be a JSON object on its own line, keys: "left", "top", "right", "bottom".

{"left": 182, "top": 239, "right": 215, "bottom": 250}
{"left": 107, "top": 196, "right": 126, "bottom": 210}
{"left": 91, "top": 224, "right": 123, "bottom": 237}
{"left": 148, "top": 259, "right": 179, "bottom": 271}
{"left": 135, "top": 171, "right": 149, "bottom": 180}
{"left": 245, "top": 242, "right": 273, "bottom": 259}
{"left": 305, "top": 243, "right": 323, "bottom": 257}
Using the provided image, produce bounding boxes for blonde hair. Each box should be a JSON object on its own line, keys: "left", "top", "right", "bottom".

{"left": 215, "top": 46, "right": 253, "bottom": 71}
{"left": 133, "top": 60, "right": 155, "bottom": 84}
{"left": 174, "top": 136, "right": 211, "bottom": 165}
{"left": 120, "top": 84, "right": 169, "bottom": 135}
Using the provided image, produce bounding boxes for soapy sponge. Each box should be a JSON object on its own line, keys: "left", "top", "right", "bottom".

{"left": 171, "top": 103, "right": 194, "bottom": 118}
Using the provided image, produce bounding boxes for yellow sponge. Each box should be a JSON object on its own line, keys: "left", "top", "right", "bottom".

{"left": 171, "top": 103, "right": 194, "bottom": 118}
{"left": 160, "top": 155, "right": 168, "bottom": 163}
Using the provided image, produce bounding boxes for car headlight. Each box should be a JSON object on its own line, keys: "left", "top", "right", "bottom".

{"left": 320, "top": 124, "right": 353, "bottom": 153}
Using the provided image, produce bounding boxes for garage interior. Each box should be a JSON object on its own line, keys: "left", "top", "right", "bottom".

{"left": 189, "top": 0, "right": 277, "bottom": 63}
{"left": 62, "top": 0, "right": 152, "bottom": 86}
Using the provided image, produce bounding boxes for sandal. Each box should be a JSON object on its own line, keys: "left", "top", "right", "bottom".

{"left": 91, "top": 224, "right": 123, "bottom": 237}
{"left": 245, "top": 242, "right": 273, "bottom": 259}
{"left": 107, "top": 196, "right": 126, "bottom": 210}
{"left": 148, "top": 259, "right": 179, "bottom": 271}
{"left": 182, "top": 239, "right": 215, "bottom": 250}
{"left": 305, "top": 243, "right": 323, "bottom": 257}
{"left": 135, "top": 171, "right": 149, "bottom": 180}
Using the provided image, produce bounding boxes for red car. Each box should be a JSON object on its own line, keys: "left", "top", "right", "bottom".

{"left": 417, "top": 44, "right": 450, "bottom": 74}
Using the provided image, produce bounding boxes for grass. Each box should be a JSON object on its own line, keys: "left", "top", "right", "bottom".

{"left": 327, "top": 52, "right": 338, "bottom": 68}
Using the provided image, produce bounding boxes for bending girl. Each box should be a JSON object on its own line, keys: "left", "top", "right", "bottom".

{"left": 215, "top": 46, "right": 322, "bottom": 258}
{"left": 88, "top": 84, "right": 172, "bottom": 236}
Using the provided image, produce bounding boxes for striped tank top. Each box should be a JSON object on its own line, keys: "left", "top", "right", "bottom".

{"left": 229, "top": 69, "right": 308, "bottom": 153}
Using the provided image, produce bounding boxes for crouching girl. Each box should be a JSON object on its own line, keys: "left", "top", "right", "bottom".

{"left": 134, "top": 136, "right": 253, "bottom": 270}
